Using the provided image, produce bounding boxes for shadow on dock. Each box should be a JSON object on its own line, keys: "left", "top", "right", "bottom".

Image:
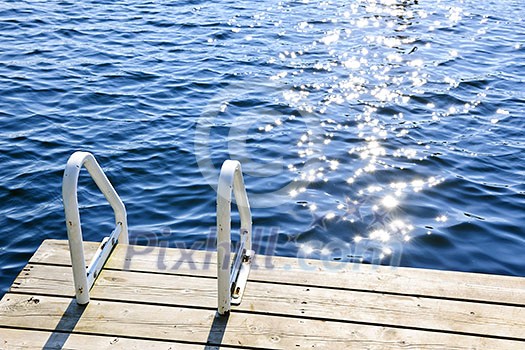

{"left": 204, "top": 312, "right": 230, "bottom": 350}
{"left": 43, "top": 300, "right": 86, "bottom": 349}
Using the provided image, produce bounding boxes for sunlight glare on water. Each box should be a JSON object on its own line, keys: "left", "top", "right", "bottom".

{"left": 0, "top": 0, "right": 524, "bottom": 296}
{"left": 252, "top": 0, "right": 524, "bottom": 269}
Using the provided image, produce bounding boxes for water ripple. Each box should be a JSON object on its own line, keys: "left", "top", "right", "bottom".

{"left": 0, "top": 0, "right": 524, "bottom": 296}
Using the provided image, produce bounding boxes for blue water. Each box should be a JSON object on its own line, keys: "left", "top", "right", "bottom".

{"left": 1, "top": 0, "right": 524, "bottom": 296}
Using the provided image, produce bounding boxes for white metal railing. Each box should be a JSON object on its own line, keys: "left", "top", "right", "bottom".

{"left": 62, "top": 152, "right": 253, "bottom": 313}
{"left": 217, "top": 160, "right": 254, "bottom": 315}
{"left": 62, "top": 151, "right": 128, "bottom": 305}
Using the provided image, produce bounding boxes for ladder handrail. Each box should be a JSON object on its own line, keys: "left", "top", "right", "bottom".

{"left": 62, "top": 152, "right": 254, "bottom": 311}
{"left": 63, "top": 151, "right": 128, "bottom": 305}
{"left": 217, "top": 160, "right": 253, "bottom": 315}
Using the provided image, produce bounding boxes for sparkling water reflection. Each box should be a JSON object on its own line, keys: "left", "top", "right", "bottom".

{"left": 0, "top": 0, "right": 524, "bottom": 296}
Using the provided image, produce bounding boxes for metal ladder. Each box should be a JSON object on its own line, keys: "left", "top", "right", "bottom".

{"left": 62, "top": 151, "right": 253, "bottom": 315}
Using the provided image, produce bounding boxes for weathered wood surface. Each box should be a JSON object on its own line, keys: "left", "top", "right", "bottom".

{"left": 1, "top": 293, "right": 522, "bottom": 350}
{"left": 1, "top": 239, "right": 524, "bottom": 349}
{"left": 30, "top": 240, "right": 525, "bottom": 305}
{"left": 0, "top": 328, "right": 225, "bottom": 350}
{"left": 9, "top": 264, "right": 525, "bottom": 339}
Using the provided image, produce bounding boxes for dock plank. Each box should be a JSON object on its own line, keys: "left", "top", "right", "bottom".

{"left": 9, "top": 263, "right": 525, "bottom": 340}
{"left": 0, "top": 328, "right": 229, "bottom": 349}
{"left": 0, "top": 293, "right": 522, "bottom": 349}
{"left": 30, "top": 240, "right": 525, "bottom": 305}
{"left": 0, "top": 239, "right": 522, "bottom": 349}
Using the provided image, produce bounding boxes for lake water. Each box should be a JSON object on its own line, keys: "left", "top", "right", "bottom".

{"left": 1, "top": 0, "right": 524, "bottom": 296}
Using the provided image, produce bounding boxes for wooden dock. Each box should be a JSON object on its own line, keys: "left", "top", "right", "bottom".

{"left": 1, "top": 239, "right": 524, "bottom": 349}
